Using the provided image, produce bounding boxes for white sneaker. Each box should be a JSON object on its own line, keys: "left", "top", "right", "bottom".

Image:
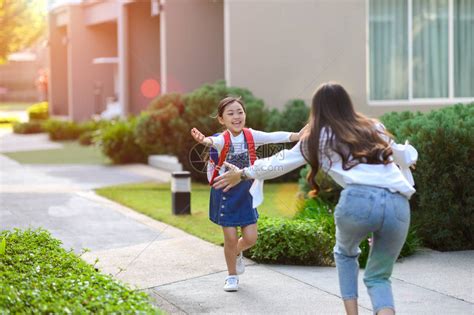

{"left": 236, "top": 252, "right": 245, "bottom": 275}
{"left": 223, "top": 275, "right": 239, "bottom": 292}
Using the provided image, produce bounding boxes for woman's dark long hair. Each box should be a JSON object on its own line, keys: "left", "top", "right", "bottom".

{"left": 301, "top": 82, "right": 393, "bottom": 196}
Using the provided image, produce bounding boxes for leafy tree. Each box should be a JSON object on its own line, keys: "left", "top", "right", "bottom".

{"left": 0, "top": 0, "right": 46, "bottom": 63}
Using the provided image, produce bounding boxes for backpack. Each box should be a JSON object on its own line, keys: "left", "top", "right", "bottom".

{"left": 208, "top": 128, "right": 257, "bottom": 185}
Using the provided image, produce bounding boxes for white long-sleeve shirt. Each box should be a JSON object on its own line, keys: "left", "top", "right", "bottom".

{"left": 208, "top": 128, "right": 294, "bottom": 180}
{"left": 245, "top": 126, "right": 418, "bottom": 207}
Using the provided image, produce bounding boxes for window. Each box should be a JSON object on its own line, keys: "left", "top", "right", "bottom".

{"left": 369, "top": 0, "right": 474, "bottom": 103}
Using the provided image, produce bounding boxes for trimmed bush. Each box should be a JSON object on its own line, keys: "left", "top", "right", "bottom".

{"left": 298, "top": 165, "right": 342, "bottom": 206}
{"left": 27, "top": 102, "right": 49, "bottom": 121}
{"left": 381, "top": 103, "right": 474, "bottom": 251}
{"left": 12, "top": 121, "right": 44, "bottom": 134}
{"left": 43, "top": 119, "right": 82, "bottom": 141}
{"left": 135, "top": 94, "right": 184, "bottom": 155}
{"left": 148, "top": 92, "right": 185, "bottom": 113}
{"left": 258, "top": 99, "right": 310, "bottom": 182}
{"left": 265, "top": 99, "right": 309, "bottom": 133}
{"left": 78, "top": 131, "right": 95, "bottom": 146}
{"left": 96, "top": 118, "right": 146, "bottom": 164}
{"left": 0, "top": 228, "right": 159, "bottom": 313}
{"left": 247, "top": 216, "right": 334, "bottom": 266}
{"left": 77, "top": 120, "right": 110, "bottom": 146}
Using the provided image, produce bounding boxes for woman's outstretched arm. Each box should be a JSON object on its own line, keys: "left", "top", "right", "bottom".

{"left": 212, "top": 141, "right": 307, "bottom": 192}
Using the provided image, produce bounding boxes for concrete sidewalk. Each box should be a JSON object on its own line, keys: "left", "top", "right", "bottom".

{"left": 0, "top": 134, "right": 473, "bottom": 314}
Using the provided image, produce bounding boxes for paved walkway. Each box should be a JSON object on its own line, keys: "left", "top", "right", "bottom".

{"left": 0, "top": 133, "right": 472, "bottom": 314}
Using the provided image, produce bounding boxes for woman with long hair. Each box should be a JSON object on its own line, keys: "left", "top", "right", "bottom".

{"left": 212, "top": 82, "right": 417, "bottom": 315}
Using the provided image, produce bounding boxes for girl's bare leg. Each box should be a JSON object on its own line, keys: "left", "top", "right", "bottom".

{"left": 237, "top": 223, "right": 258, "bottom": 253}
{"left": 222, "top": 227, "right": 239, "bottom": 275}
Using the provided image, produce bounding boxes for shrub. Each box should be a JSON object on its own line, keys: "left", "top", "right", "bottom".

{"left": 77, "top": 120, "right": 110, "bottom": 146}
{"left": 266, "top": 99, "right": 309, "bottom": 133}
{"left": 381, "top": 103, "right": 474, "bottom": 251}
{"left": 293, "top": 197, "right": 335, "bottom": 236}
{"left": 298, "top": 165, "right": 342, "bottom": 206}
{"left": 78, "top": 131, "right": 95, "bottom": 146}
{"left": 96, "top": 118, "right": 146, "bottom": 164}
{"left": 258, "top": 99, "right": 310, "bottom": 182}
{"left": 246, "top": 216, "right": 334, "bottom": 266}
{"left": 148, "top": 92, "right": 185, "bottom": 113}
{"left": 43, "top": 119, "right": 82, "bottom": 140}
{"left": 78, "top": 119, "right": 107, "bottom": 133}
{"left": 0, "top": 228, "right": 159, "bottom": 313}
{"left": 265, "top": 109, "right": 281, "bottom": 132}
{"left": 27, "top": 101, "right": 49, "bottom": 121}
{"left": 12, "top": 121, "right": 44, "bottom": 134}
{"left": 135, "top": 94, "right": 184, "bottom": 155}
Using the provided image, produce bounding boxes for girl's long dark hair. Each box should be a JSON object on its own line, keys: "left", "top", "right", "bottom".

{"left": 301, "top": 82, "right": 393, "bottom": 196}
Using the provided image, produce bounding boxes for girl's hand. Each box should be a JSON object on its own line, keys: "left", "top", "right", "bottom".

{"left": 190, "top": 128, "right": 212, "bottom": 146}
{"left": 212, "top": 162, "right": 242, "bottom": 192}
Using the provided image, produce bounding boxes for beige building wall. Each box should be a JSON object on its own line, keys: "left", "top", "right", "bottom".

{"left": 163, "top": 0, "right": 224, "bottom": 94}
{"left": 48, "top": 15, "right": 69, "bottom": 116}
{"left": 67, "top": 5, "right": 117, "bottom": 121}
{"left": 128, "top": 1, "right": 160, "bottom": 114}
{"left": 226, "top": 0, "right": 449, "bottom": 117}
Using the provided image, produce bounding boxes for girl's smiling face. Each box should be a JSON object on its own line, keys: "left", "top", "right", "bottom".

{"left": 218, "top": 101, "right": 246, "bottom": 136}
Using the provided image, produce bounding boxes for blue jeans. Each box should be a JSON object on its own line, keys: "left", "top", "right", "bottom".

{"left": 334, "top": 184, "right": 410, "bottom": 314}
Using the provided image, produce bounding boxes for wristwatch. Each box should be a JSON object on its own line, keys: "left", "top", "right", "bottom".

{"left": 240, "top": 169, "right": 248, "bottom": 181}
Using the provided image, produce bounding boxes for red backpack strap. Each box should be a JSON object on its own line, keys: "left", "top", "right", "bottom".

{"left": 243, "top": 128, "right": 257, "bottom": 165}
{"left": 209, "top": 130, "right": 231, "bottom": 185}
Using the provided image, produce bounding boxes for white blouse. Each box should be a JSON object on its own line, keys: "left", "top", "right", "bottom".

{"left": 245, "top": 127, "right": 418, "bottom": 208}
{"left": 208, "top": 128, "right": 294, "bottom": 180}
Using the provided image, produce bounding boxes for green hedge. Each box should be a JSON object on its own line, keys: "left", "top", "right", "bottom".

{"left": 265, "top": 99, "right": 309, "bottom": 133}
{"left": 381, "top": 103, "right": 474, "bottom": 251}
{"left": 0, "top": 228, "right": 159, "bottom": 314}
{"left": 247, "top": 216, "right": 334, "bottom": 266}
{"left": 298, "top": 165, "right": 342, "bottom": 206}
{"left": 135, "top": 96, "right": 184, "bottom": 156}
{"left": 12, "top": 121, "right": 44, "bottom": 134}
{"left": 258, "top": 99, "right": 310, "bottom": 182}
{"left": 27, "top": 102, "right": 49, "bottom": 121}
{"left": 43, "top": 119, "right": 82, "bottom": 140}
{"left": 96, "top": 118, "right": 146, "bottom": 164}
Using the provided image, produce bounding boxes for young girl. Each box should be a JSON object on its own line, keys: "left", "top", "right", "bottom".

{"left": 190, "top": 96, "right": 306, "bottom": 292}
{"left": 213, "top": 83, "right": 417, "bottom": 314}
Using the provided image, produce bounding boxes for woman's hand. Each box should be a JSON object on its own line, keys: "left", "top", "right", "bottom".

{"left": 212, "top": 162, "right": 243, "bottom": 192}
{"left": 290, "top": 124, "right": 310, "bottom": 142}
{"left": 297, "top": 124, "right": 310, "bottom": 140}
{"left": 190, "top": 128, "right": 212, "bottom": 146}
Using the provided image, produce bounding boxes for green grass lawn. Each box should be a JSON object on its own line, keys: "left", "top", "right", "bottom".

{"left": 4, "top": 141, "right": 111, "bottom": 165}
{"left": 96, "top": 182, "right": 301, "bottom": 245}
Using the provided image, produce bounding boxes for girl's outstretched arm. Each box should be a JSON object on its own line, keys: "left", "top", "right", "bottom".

{"left": 190, "top": 128, "right": 213, "bottom": 146}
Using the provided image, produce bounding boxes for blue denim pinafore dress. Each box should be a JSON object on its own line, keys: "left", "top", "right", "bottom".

{"left": 209, "top": 141, "right": 259, "bottom": 227}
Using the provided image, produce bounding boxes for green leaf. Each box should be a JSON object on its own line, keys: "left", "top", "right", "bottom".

{"left": 0, "top": 238, "right": 5, "bottom": 255}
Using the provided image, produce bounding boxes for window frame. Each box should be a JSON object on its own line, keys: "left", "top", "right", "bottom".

{"left": 366, "top": 0, "right": 474, "bottom": 106}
